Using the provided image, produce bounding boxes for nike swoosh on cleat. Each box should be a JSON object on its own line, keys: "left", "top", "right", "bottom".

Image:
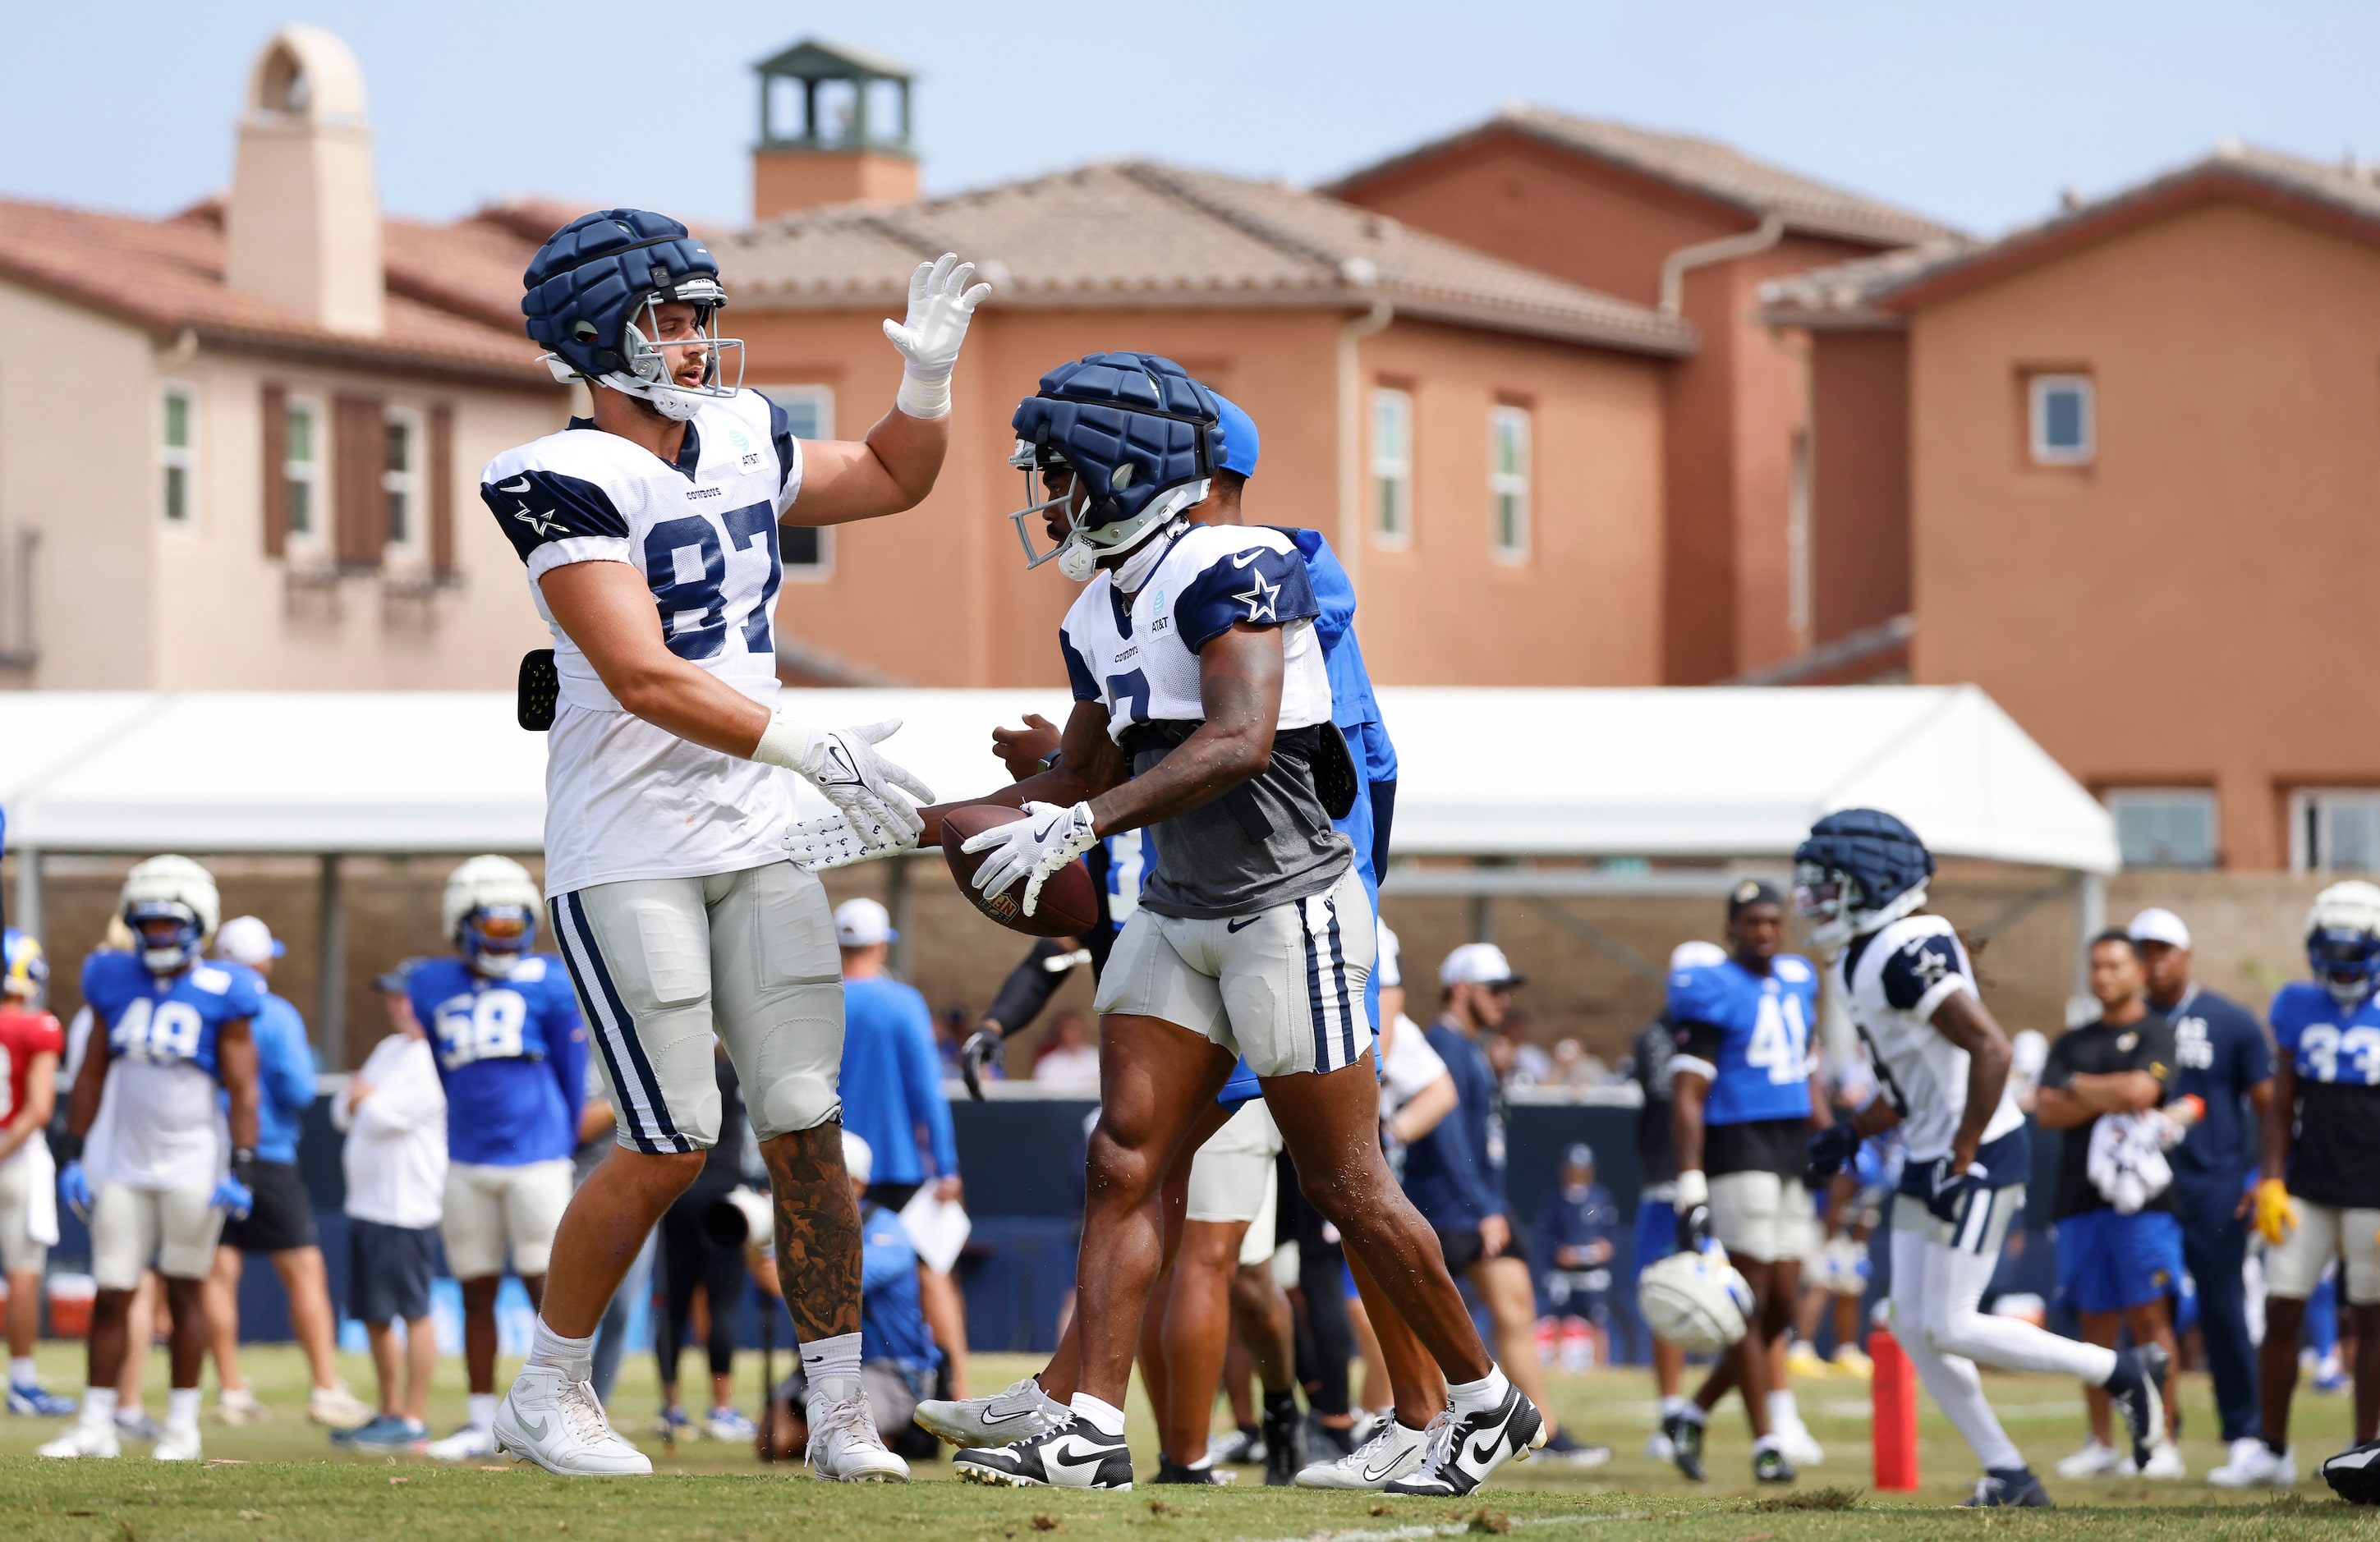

{"left": 978, "top": 1407, "right": 1039, "bottom": 1425}
{"left": 1468, "top": 1429, "right": 1509, "bottom": 1467}
{"left": 517, "top": 1412, "right": 549, "bottom": 1442}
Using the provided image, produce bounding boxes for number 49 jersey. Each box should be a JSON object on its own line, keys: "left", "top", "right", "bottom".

{"left": 1666, "top": 956, "right": 1818, "bottom": 1127}
{"left": 482, "top": 390, "right": 806, "bottom": 897}
{"left": 407, "top": 955, "right": 587, "bottom": 1169}
{"left": 2268, "top": 980, "right": 2380, "bottom": 1206}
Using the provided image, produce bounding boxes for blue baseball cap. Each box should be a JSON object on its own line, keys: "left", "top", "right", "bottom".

{"left": 1211, "top": 392, "right": 1260, "bottom": 478}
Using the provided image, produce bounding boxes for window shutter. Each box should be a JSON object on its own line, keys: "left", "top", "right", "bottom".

{"left": 430, "top": 402, "right": 456, "bottom": 578}
{"left": 261, "top": 384, "right": 289, "bottom": 558}
{"left": 333, "top": 395, "right": 386, "bottom": 570}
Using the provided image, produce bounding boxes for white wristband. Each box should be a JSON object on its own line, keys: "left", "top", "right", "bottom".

{"left": 1673, "top": 1168, "right": 1709, "bottom": 1210}
{"left": 895, "top": 371, "right": 952, "bottom": 420}
{"left": 751, "top": 713, "right": 818, "bottom": 771}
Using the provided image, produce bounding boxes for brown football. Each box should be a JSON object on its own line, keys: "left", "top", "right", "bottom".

{"left": 940, "top": 803, "right": 1104, "bottom": 939}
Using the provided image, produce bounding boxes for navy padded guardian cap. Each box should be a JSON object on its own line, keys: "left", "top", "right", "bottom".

{"left": 522, "top": 209, "right": 724, "bottom": 380}
{"left": 1013, "top": 352, "right": 1222, "bottom": 530}
{"left": 1794, "top": 808, "right": 1934, "bottom": 911}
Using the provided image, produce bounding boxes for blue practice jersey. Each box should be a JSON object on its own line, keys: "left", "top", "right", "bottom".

{"left": 2268, "top": 980, "right": 2380, "bottom": 1207}
{"left": 409, "top": 955, "right": 587, "bottom": 1168}
{"left": 2163, "top": 985, "right": 2273, "bottom": 1182}
{"left": 859, "top": 1200, "right": 941, "bottom": 1372}
{"left": 84, "top": 952, "right": 264, "bottom": 1081}
{"left": 1666, "top": 955, "right": 1818, "bottom": 1126}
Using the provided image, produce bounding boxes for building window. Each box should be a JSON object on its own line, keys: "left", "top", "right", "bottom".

{"left": 2029, "top": 373, "right": 2093, "bottom": 466}
{"left": 762, "top": 386, "right": 835, "bottom": 581}
{"left": 2107, "top": 788, "right": 2218, "bottom": 870}
{"left": 1489, "top": 404, "right": 1531, "bottom": 562}
{"left": 285, "top": 397, "right": 324, "bottom": 539}
{"left": 2295, "top": 789, "right": 2380, "bottom": 873}
{"left": 384, "top": 408, "right": 423, "bottom": 553}
{"left": 1371, "top": 388, "right": 1412, "bottom": 546}
{"left": 160, "top": 383, "right": 196, "bottom": 525}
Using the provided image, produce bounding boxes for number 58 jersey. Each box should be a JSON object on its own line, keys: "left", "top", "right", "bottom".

{"left": 2269, "top": 980, "right": 2380, "bottom": 1207}
{"left": 482, "top": 390, "right": 806, "bottom": 897}
{"left": 406, "top": 955, "right": 587, "bottom": 1168}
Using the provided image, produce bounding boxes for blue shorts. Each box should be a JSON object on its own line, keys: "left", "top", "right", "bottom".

{"left": 2056, "top": 1208, "right": 2185, "bottom": 1315}
{"left": 1633, "top": 1199, "right": 1676, "bottom": 1283}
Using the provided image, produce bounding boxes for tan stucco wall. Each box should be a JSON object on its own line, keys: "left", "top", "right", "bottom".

{"left": 1908, "top": 198, "right": 2380, "bottom": 868}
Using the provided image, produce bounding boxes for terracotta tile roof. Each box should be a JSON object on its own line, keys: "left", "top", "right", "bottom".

{"left": 0, "top": 195, "right": 551, "bottom": 383}
{"left": 1757, "top": 142, "right": 2380, "bottom": 324}
{"left": 724, "top": 160, "right": 1695, "bottom": 356}
{"left": 1326, "top": 106, "right": 1956, "bottom": 249}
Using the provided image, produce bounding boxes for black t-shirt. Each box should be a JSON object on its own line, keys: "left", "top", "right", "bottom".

{"left": 2042, "top": 1012, "right": 2177, "bottom": 1218}
{"left": 1629, "top": 1017, "right": 1678, "bottom": 1186}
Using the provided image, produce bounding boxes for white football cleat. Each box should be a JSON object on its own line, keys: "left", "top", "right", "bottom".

{"left": 1297, "top": 1411, "right": 1439, "bottom": 1489}
{"left": 426, "top": 1420, "right": 499, "bottom": 1463}
{"left": 806, "top": 1378, "right": 909, "bottom": 1482}
{"left": 216, "top": 1387, "right": 271, "bottom": 1425}
{"left": 1778, "top": 1418, "right": 1825, "bottom": 1468}
{"left": 913, "top": 1375, "right": 1071, "bottom": 1448}
{"left": 492, "top": 1366, "right": 652, "bottom": 1476}
{"left": 1643, "top": 1428, "right": 1675, "bottom": 1461}
{"left": 2208, "top": 1439, "right": 2295, "bottom": 1489}
{"left": 2054, "top": 1439, "right": 2133, "bottom": 1479}
{"left": 154, "top": 1424, "right": 202, "bottom": 1462}
{"left": 39, "top": 1418, "right": 122, "bottom": 1459}
{"left": 2140, "top": 1441, "right": 2187, "bottom": 1479}
{"left": 309, "top": 1382, "right": 375, "bottom": 1430}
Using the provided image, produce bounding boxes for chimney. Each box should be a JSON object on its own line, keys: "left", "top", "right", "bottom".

{"left": 750, "top": 39, "right": 921, "bottom": 223}
{"left": 225, "top": 26, "right": 384, "bottom": 337}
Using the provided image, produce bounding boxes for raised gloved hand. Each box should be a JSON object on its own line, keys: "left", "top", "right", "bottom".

{"left": 2253, "top": 1177, "right": 2298, "bottom": 1246}
{"left": 1672, "top": 1168, "right": 1712, "bottom": 1255}
{"left": 884, "top": 253, "right": 992, "bottom": 420}
{"left": 58, "top": 1160, "right": 92, "bottom": 1222}
{"left": 210, "top": 1172, "right": 255, "bottom": 1222}
{"left": 1922, "top": 1154, "right": 1990, "bottom": 1228}
{"left": 960, "top": 1027, "right": 1004, "bottom": 1102}
{"left": 757, "top": 718, "right": 935, "bottom": 860}
{"left": 1805, "top": 1122, "right": 1861, "bottom": 1186}
{"left": 959, "top": 801, "right": 1099, "bottom": 917}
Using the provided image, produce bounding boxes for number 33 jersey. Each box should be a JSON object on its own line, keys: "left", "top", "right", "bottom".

{"left": 2268, "top": 980, "right": 2380, "bottom": 1206}
{"left": 482, "top": 390, "right": 806, "bottom": 896}
{"left": 81, "top": 952, "right": 266, "bottom": 1189}
{"left": 405, "top": 955, "right": 587, "bottom": 1168}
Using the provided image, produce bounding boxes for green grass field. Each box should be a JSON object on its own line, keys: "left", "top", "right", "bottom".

{"left": 2, "top": 1343, "right": 2373, "bottom": 1540}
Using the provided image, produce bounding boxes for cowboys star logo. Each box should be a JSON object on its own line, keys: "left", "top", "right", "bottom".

{"left": 1232, "top": 567, "right": 1280, "bottom": 623}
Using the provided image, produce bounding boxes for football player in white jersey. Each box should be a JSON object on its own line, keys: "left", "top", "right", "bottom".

{"left": 477, "top": 209, "right": 986, "bottom": 1479}
{"left": 884, "top": 353, "right": 1541, "bottom": 1495}
{"left": 1794, "top": 810, "right": 2169, "bottom": 1508}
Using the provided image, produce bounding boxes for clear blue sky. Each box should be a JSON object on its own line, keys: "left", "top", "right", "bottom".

{"left": 12, "top": 2, "right": 2379, "bottom": 238}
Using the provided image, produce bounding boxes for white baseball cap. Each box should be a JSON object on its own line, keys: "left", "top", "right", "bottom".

{"left": 214, "top": 916, "right": 284, "bottom": 966}
{"left": 1440, "top": 941, "right": 1523, "bottom": 989}
{"left": 834, "top": 897, "right": 898, "bottom": 948}
{"left": 1668, "top": 940, "right": 1727, "bottom": 974}
{"left": 842, "top": 1129, "right": 874, "bottom": 1186}
{"left": 1377, "top": 923, "right": 1403, "bottom": 989}
{"left": 2128, "top": 907, "right": 2192, "bottom": 951}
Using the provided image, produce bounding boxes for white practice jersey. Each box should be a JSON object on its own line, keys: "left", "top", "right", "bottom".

{"left": 1836, "top": 913, "right": 2026, "bottom": 1163}
{"left": 483, "top": 390, "right": 806, "bottom": 895}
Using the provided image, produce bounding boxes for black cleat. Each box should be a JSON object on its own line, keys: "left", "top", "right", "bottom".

{"left": 2103, "top": 1344, "right": 2170, "bottom": 1471}
{"left": 1262, "top": 1392, "right": 1300, "bottom": 1487}
{"left": 2325, "top": 1439, "right": 2380, "bottom": 1505}
{"left": 1382, "top": 1386, "right": 1546, "bottom": 1498}
{"left": 1753, "top": 1444, "right": 1797, "bottom": 1484}
{"left": 1662, "top": 1411, "right": 1707, "bottom": 1482}
{"left": 1962, "top": 1466, "right": 2054, "bottom": 1508}
{"left": 953, "top": 1416, "right": 1134, "bottom": 1490}
{"left": 1152, "top": 1457, "right": 1226, "bottom": 1485}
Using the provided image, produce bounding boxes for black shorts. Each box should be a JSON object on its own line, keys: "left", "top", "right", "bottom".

{"left": 347, "top": 1219, "right": 439, "bottom": 1325}
{"left": 219, "top": 1161, "right": 318, "bottom": 1254}
{"left": 871, "top": 1181, "right": 923, "bottom": 1215}
{"left": 1436, "top": 1224, "right": 1531, "bottom": 1274}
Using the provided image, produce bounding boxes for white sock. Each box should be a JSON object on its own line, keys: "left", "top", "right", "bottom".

{"left": 528, "top": 1315, "right": 596, "bottom": 1379}
{"left": 1890, "top": 1228, "right": 2024, "bottom": 1471}
{"left": 11, "top": 1356, "right": 34, "bottom": 1385}
{"left": 1767, "top": 1388, "right": 1799, "bottom": 1425}
{"left": 1446, "top": 1365, "right": 1512, "bottom": 1417}
{"left": 1659, "top": 1393, "right": 1689, "bottom": 1419}
{"left": 168, "top": 1387, "right": 202, "bottom": 1431}
{"left": 468, "top": 1393, "right": 497, "bottom": 1431}
{"left": 799, "top": 1332, "right": 862, "bottom": 1391}
{"left": 83, "top": 1387, "right": 117, "bottom": 1426}
{"left": 1675, "top": 1402, "right": 1708, "bottom": 1426}
{"left": 1071, "top": 1393, "right": 1126, "bottom": 1438}
{"left": 1187, "top": 1453, "right": 1213, "bottom": 1471}
{"left": 1753, "top": 1432, "right": 1782, "bottom": 1456}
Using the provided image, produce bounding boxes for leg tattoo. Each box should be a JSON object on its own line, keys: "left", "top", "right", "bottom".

{"left": 763, "top": 1124, "right": 862, "bottom": 1341}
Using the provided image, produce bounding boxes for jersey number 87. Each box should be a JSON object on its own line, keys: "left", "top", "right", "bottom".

{"left": 434, "top": 991, "right": 527, "bottom": 1069}
{"left": 111, "top": 997, "right": 204, "bottom": 1066}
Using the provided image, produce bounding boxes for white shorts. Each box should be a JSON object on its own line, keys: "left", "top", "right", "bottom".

{"left": 549, "top": 860, "right": 843, "bottom": 1150}
{"left": 441, "top": 1159, "right": 574, "bottom": 1279}
{"left": 91, "top": 1181, "right": 223, "bottom": 1288}
{"left": 2265, "top": 1200, "right": 2380, "bottom": 1305}
{"left": 1096, "top": 866, "right": 1375, "bottom": 1078}
{"left": 1709, "top": 1171, "right": 1820, "bottom": 1265}
{"left": 1187, "top": 1101, "right": 1285, "bottom": 1264}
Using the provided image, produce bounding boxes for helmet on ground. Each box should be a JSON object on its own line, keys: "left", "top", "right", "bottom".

{"left": 1793, "top": 808, "right": 1935, "bottom": 949}
{"left": 120, "top": 856, "right": 220, "bottom": 977}
{"left": 522, "top": 209, "right": 742, "bottom": 422}
{"left": 1008, "top": 352, "right": 1221, "bottom": 581}
{"left": 1636, "top": 1246, "right": 1753, "bottom": 1355}
{"left": 443, "top": 856, "right": 543, "bottom": 978}
{"left": 2305, "top": 879, "right": 2380, "bottom": 1008}
{"left": 2, "top": 928, "right": 46, "bottom": 1004}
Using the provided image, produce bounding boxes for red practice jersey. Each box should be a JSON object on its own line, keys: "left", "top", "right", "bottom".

{"left": 0, "top": 1006, "right": 63, "bottom": 1125}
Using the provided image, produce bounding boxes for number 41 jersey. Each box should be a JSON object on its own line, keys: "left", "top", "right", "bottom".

{"left": 482, "top": 390, "right": 805, "bottom": 897}
{"left": 2269, "top": 980, "right": 2380, "bottom": 1207}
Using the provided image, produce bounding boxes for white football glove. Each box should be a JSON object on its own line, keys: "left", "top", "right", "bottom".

{"left": 783, "top": 814, "right": 878, "bottom": 872}
{"left": 755, "top": 717, "right": 935, "bottom": 858}
{"left": 959, "top": 801, "right": 1098, "bottom": 917}
{"left": 884, "top": 253, "right": 992, "bottom": 419}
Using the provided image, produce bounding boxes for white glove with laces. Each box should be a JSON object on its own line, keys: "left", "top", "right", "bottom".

{"left": 884, "top": 253, "right": 992, "bottom": 420}
{"left": 959, "top": 801, "right": 1098, "bottom": 917}
{"left": 754, "top": 717, "right": 935, "bottom": 862}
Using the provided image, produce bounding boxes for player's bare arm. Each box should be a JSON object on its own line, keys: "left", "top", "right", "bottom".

{"left": 2035, "top": 1068, "right": 2163, "bottom": 1128}
{"left": 917, "top": 700, "right": 1125, "bottom": 848}
{"left": 540, "top": 562, "right": 772, "bottom": 755}
{"left": 1849, "top": 1097, "right": 1903, "bottom": 1138}
{"left": 216, "top": 1016, "right": 261, "bottom": 1153}
{"left": 1088, "top": 622, "right": 1281, "bottom": 836}
{"left": 1930, "top": 989, "right": 2013, "bottom": 1168}
{"left": 2261, "top": 1057, "right": 2296, "bottom": 1184}
{"left": 0, "top": 1049, "right": 53, "bottom": 1162}
{"left": 1670, "top": 1060, "right": 1711, "bottom": 1174}
{"left": 65, "top": 1012, "right": 111, "bottom": 1139}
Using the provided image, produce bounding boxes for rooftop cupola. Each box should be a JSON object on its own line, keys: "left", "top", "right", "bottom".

{"left": 751, "top": 39, "right": 921, "bottom": 222}
{"left": 225, "top": 25, "right": 384, "bottom": 336}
